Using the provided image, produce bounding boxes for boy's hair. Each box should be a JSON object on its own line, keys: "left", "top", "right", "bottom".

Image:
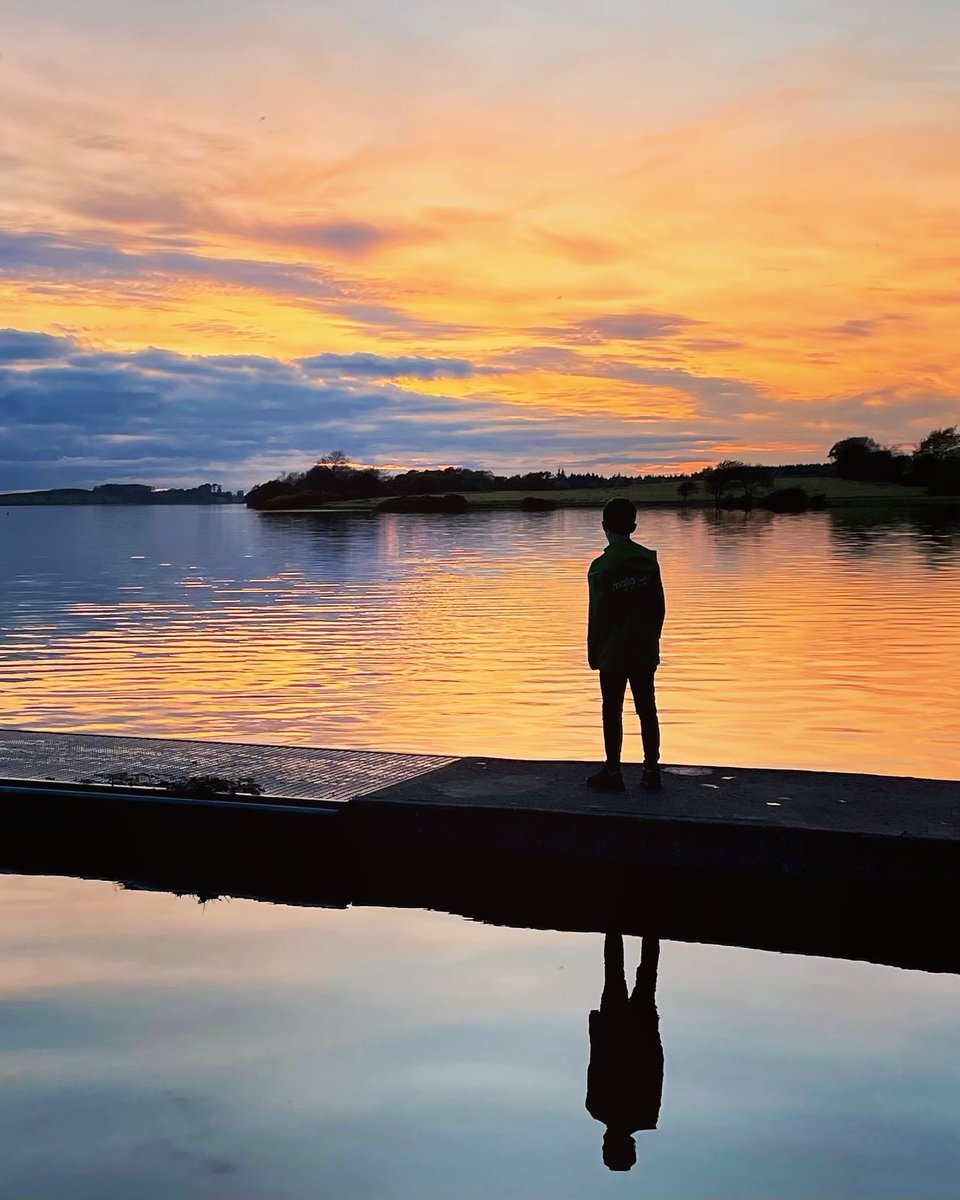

{"left": 602, "top": 1130, "right": 637, "bottom": 1171}
{"left": 602, "top": 497, "right": 637, "bottom": 535}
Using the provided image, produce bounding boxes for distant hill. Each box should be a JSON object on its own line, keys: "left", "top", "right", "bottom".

{"left": 0, "top": 483, "right": 244, "bottom": 506}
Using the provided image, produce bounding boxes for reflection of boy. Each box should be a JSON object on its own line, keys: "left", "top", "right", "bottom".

{"left": 586, "top": 498, "right": 665, "bottom": 793}
{"left": 586, "top": 934, "right": 664, "bottom": 1172}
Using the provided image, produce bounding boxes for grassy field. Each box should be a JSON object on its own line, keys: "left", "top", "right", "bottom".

{"left": 317, "top": 475, "right": 935, "bottom": 513}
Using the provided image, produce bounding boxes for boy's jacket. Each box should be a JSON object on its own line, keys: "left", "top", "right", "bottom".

{"left": 587, "top": 540, "right": 665, "bottom": 672}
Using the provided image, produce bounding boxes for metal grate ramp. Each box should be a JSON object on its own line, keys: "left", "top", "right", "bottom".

{"left": 0, "top": 727, "right": 457, "bottom": 803}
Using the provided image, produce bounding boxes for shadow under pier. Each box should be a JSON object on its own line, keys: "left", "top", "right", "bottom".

{"left": 0, "top": 770, "right": 956, "bottom": 977}
{"left": 1, "top": 728, "right": 956, "bottom": 974}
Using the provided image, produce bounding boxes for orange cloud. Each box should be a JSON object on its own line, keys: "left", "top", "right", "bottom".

{"left": 0, "top": 7, "right": 957, "bottom": 475}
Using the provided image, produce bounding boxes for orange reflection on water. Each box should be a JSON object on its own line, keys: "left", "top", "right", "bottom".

{"left": 0, "top": 507, "right": 958, "bottom": 780}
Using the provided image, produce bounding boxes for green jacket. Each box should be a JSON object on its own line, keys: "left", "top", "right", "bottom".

{"left": 587, "top": 539, "right": 665, "bottom": 672}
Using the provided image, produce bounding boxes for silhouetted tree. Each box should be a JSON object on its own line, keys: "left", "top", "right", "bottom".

{"left": 728, "top": 464, "right": 774, "bottom": 508}
{"left": 916, "top": 426, "right": 960, "bottom": 459}
{"left": 502, "top": 470, "right": 556, "bottom": 491}
{"left": 829, "top": 437, "right": 881, "bottom": 478}
{"left": 913, "top": 426, "right": 960, "bottom": 495}
{"left": 315, "top": 450, "right": 354, "bottom": 483}
{"left": 677, "top": 480, "right": 697, "bottom": 504}
{"left": 392, "top": 466, "right": 496, "bottom": 494}
{"left": 246, "top": 453, "right": 385, "bottom": 508}
{"left": 701, "top": 460, "right": 746, "bottom": 508}
{"left": 827, "top": 437, "right": 907, "bottom": 482}
{"left": 243, "top": 478, "right": 291, "bottom": 507}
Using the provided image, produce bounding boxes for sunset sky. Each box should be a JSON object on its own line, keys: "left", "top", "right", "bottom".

{"left": 1, "top": 0, "right": 957, "bottom": 489}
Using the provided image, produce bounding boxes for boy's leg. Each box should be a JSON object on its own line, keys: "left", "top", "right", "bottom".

{"left": 601, "top": 932, "right": 629, "bottom": 1011}
{"left": 631, "top": 936, "right": 660, "bottom": 1006}
{"left": 628, "top": 669, "right": 660, "bottom": 767}
{"left": 599, "top": 669, "right": 628, "bottom": 767}
{"left": 587, "top": 671, "right": 628, "bottom": 789}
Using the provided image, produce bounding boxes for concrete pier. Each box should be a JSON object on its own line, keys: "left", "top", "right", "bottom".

{"left": 1, "top": 728, "right": 957, "bottom": 974}
{"left": 350, "top": 754, "right": 959, "bottom": 903}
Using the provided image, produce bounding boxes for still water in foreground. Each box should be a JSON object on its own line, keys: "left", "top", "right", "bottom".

{"left": 1, "top": 874, "right": 958, "bottom": 1200}
{"left": 1, "top": 503, "right": 959, "bottom": 777}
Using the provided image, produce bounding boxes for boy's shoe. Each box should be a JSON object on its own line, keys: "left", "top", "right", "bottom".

{"left": 640, "top": 765, "right": 663, "bottom": 791}
{"left": 586, "top": 765, "right": 626, "bottom": 792}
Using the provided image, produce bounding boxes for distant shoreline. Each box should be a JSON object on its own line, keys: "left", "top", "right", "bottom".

{"left": 251, "top": 476, "right": 959, "bottom": 514}
{"left": 5, "top": 478, "right": 956, "bottom": 513}
{"left": 1, "top": 500, "right": 244, "bottom": 507}
{"left": 0, "top": 485, "right": 242, "bottom": 507}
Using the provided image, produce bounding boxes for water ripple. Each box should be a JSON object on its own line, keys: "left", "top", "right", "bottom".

{"left": 0, "top": 504, "right": 958, "bottom": 778}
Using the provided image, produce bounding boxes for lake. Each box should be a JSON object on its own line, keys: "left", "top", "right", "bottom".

{"left": 1, "top": 504, "right": 959, "bottom": 777}
{"left": 0, "top": 504, "right": 958, "bottom": 1198}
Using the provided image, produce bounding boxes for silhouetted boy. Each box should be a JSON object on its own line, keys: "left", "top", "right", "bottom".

{"left": 586, "top": 933, "right": 664, "bottom": 1172}
{"left": 586, "top": 497, "right": 665, "bottom": 792}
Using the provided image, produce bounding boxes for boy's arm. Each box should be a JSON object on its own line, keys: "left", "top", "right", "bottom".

{"left": 654, "top": 565, "right": 666, "bottom": 638}
{"left": 587, "top": 569, "right": 604, "bottom": 670}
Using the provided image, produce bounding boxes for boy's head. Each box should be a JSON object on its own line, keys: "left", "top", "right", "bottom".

{"left": 602, "top": 497, "right": 637, "bottom": 536}
{"left": 602, "top": 1129, "right": 637, "bottom": 1171}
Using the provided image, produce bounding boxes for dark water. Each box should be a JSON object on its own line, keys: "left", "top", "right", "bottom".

{"left": 0, "top": 505, "right": 958, "bottom": 1197}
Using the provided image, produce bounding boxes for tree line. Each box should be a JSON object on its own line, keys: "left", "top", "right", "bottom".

{"left": 245, "top": 427, "right": 960, "bottom": 510}
{"left": 826, "top": 429, "right": 960, "bottom": 494}
{"left": 0, "top": 482, "right": 244, "bottom": 507}
{"left": 244, "top": 452, "right": 659, "bottom": 508}
{"left": 677, "top": 426, "right": 959, "bottom": 509}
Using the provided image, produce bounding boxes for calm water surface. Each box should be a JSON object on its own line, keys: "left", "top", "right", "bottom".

{"left": 1, "top": 875, "right": 958, "bottom": 1200}
{"left": 1, "top": 505, "right": 959, "bottom": 1198}
{"left": 1, "top": 504, "right": 959, "bottom": 776}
